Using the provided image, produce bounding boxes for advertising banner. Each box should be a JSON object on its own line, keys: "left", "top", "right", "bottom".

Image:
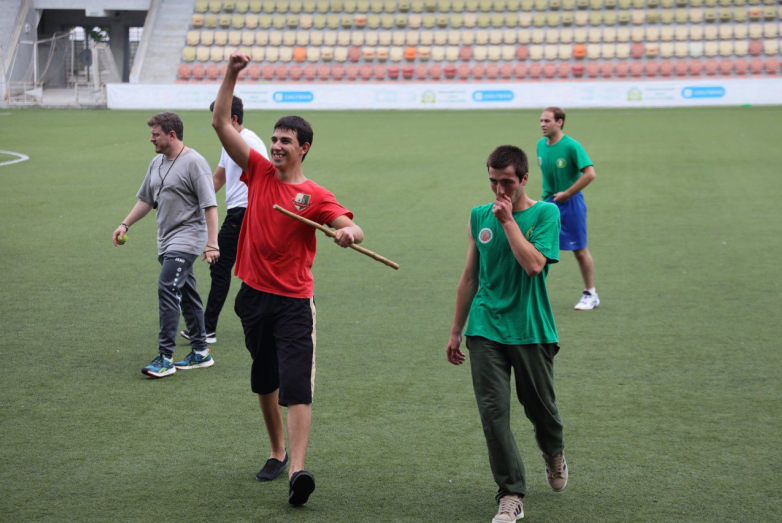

{"left": 108, "top": 78, "right": 782, "bottom": 110}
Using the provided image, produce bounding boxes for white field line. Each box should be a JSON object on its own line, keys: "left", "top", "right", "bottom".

{"left": 0, "top": 150, "right": 29, "bottom": 167}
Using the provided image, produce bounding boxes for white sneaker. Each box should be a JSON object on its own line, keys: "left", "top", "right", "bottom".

{"left": 492, "top": 494, "right": 524, "bottom": 522}
{"left": 180, "top": 330, "right": 217, "bottom": 344}
{"left": 574, "top": 291, "right": 600, "bottom": 311}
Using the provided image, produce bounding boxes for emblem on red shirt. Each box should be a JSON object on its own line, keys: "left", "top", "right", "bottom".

{"left": 293, "top": 193, "right": 312, "bottom": 211}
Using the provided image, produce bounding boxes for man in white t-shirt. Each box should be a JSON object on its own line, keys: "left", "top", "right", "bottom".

{"left": 181, "top": 96, "right": 269, "bottom": 345}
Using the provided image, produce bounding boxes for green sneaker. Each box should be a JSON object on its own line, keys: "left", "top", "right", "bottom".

{"left": 142, "top": 354, "right": 176, "bottom": 378}
{"left": 174, "top": 349, "right": 214, "bottom": 370}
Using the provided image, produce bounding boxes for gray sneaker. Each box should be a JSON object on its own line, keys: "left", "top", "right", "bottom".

{"left": 543, "top": 451, "right": 568, "bottom": 491}
{"left": 493, "top": 494, "right": 524, "bottom": 522}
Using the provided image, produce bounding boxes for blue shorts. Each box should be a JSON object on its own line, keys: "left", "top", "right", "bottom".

{"left": 549, "top": 192, "right": 587, "bottom": 251}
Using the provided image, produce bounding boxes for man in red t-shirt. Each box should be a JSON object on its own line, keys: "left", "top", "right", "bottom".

{"left": 212, "top": 50, "right": 364, "bottom": 507}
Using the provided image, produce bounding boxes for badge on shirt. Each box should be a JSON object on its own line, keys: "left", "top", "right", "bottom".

{"left": 293, "top": 193, "right": 312, "bottom": 211}
{"left": 557, "top": 158, "right": 567, "bottom": 168}
{"left": 478, "top": 228, "right": 493, "bottom": 244}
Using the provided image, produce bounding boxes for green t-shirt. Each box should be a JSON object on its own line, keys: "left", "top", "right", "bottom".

{"left": 537, "top": 135, "right": 593, "bottom": 201}
{"left": 464, "top": 201, "right": 560, "bottom": 345}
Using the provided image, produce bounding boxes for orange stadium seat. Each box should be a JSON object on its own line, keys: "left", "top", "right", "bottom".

{"left": 405, "top": 46, "right": 417, "bottom": 60}
{"left": 573, "top": 44, "right": 586, "bottom": 58}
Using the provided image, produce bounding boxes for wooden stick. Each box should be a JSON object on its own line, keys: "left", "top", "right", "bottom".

{"left": 273, "top": 204, "right": 400, "bottom": 270}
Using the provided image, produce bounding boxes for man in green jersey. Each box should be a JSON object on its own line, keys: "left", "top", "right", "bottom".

{"left": 447, "top": 145, "right": 567, "bottom": 523}
{"left": 538, "top": 107, "right": 599, "bottom": 310}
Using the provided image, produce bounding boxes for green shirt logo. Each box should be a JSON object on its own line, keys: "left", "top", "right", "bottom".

{"left": 556, "top": 158, "right": 567, "bottom": 168}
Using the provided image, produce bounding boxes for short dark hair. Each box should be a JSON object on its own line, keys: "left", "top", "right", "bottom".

{"left": 209, "top": 96, "right": 243, "bottom": 125}
{"left": 275, "top": 115, "right": 314, "bottom": 162}
{"left": 486, "top": 145, "right": 529, "bottom": 181}
{"left": 147, "top": 112, "right": 184, "bottom": 140}
{"left": 544, "top": 106, "right": 566, "bottom": 130}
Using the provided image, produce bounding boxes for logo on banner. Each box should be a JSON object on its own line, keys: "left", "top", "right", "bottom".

{"left": 273, "top": 92, "right": 314, "bottom": 103}
{"left": 627, "top": 88, "right": 643, "bottom": 101}
{"left": 478, "top": 228, "right": 493, "bottom": 244}
{"left": 422, "top": 90, "right": 436, "bottom": 104}
{"left": 681, "top": 87, "right": 726, "bottom": 99}
{"left": 292, "top": 193, "right": 312, "bottom": 211}
{"left": 472, "top": 90, "right": 514, "bottom": 102}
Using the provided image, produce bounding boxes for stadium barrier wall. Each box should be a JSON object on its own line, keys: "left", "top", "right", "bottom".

{"left": 108, "top": 78, "right": 782, "bottom": 110}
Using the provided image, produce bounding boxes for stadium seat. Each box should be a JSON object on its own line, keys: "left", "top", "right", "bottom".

{"left": 765, "top": 58, "right": 779, "bottom": 74}
{"left": 704, "top": 59, "right": 719, "bottom": 75}
{"left": 317, "top": 64, "right": 331, "bottom": 80}
{"left": 616, "top": 43, "right": 630, "bottom": 58}
{"left": 210, "top": 47, "right": 224, "bottom": 61}
{"left": 749, "top": 40, "right": 763, "bottom": 56}
{"left": 516, "top": 45, "right": 529, "bottom": 60}
{"left": 613, "top": 61, "right": 628, "bottom": 77}
{"left": 514, "top": 63, "right": 528, "bottom": 79}
{"left": 260, "top": 64, "right": 274, "bottom": 80}
{"left": 415, "top": 64, "right": 428, "bottom": 79}
{"left": 529, "top": 63, "right": 542, "bottom": 79}
{"left": 542, "top": 63, "right": 556, "bottom": 79}
{"left": 602, "top": 27, "right": 616, "bottom": 42}
{"left": 631, "top": 42, "right": 644, "bottom": 58}
{"left": 674, "top": 60, "right": 688, "bottom": 76}
{"left": 585, "top": 62, "right": 599, "bottom": 78}
{"left": 601, "top": 43, "right": 616, "bottom": 59}
{"left": 178, "top": 64, "right": 192, "bottom": 80}
{"left": 732, "top": 58, "right": 748, "bottom": 75}
{"left": 749, "top": 57, "right": 763, "bottom": 73}
{"left": 689, "top": 26, "right": 702, "bottom": 41}
{"left": 484, "top": 63, "right": 499, "bottom": 79}
{"left": 686, "top": 42, "right": 701, "bottom": 58}
{"left": 228, "top": 31, "right": 242, "bottom": 46}
{"left": 192, "top": 64, "right": 207, "bottom": 81}
{"left": 194, "top": 46, "right": 209, "bottom": 62}
{"left": 688, "top": 60, "right": 703, "bottom": 75}
{"left": 586, "top": 44, "right": 600, "bottom": 59}
{"left": 573, "top": 44, "right": 586, "bottom": 58}
{"left": 419, "top": 46, "right": 431, "bottom": 60}
{"left": 529, "top": 45, "right": 543, "bottom": 60}
{"left": 531, "top": 29, "right": 544, "bottom": 45}
{"left": 765, "top": 40, "right": 780, "bottom": 55}
{"left": 718, "top": 59, "right": 734, "bottom": 75}
{"left": 430, "top": 63, "right": 445, "bottom": 79}
{"left": 332, "top": 64, "right": 346, "bottom": 80}
{"left": 207, "top": 64, "right": 221, "bottom": 80}
{"left": 251, "top": 47, "right": 265, "bottom": 61}
{"left": 629, "top": 61, "right": 643, "bottom": 77}
{"left": 646, "top": 42, "right": 659, "bottom": 57}
{"left": 559, "top": 63, "right": 572, "bottom": 78}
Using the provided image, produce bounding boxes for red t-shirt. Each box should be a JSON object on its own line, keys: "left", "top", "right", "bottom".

{"left": 235, "top": 148, "right": 352, "bottom": 298}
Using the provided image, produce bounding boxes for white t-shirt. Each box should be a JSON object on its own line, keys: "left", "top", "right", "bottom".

{"left": 219, "top": 128, "right": 268, "bottom": 209}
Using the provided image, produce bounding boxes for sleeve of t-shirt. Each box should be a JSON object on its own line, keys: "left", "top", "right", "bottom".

{"left": 245, "top": 134, "right": 269, "bottom": 160}
{"left": 241, "top": 147, "right": 276, "bottom": 186}
{"left": 529, "top": 204, "right": 561, "bottom": 265}
{"left": 317, "top": 189, "right": 354, "bottom": 225}
{"left": 135, "top": 158, "right": 157, "bottom": 205}
{"left": 218, "top": 148, "right": 227, "bottom": 169}
{"left": 572, "top": 141, "right": 593, "bottom": 172}
{"left": 192, "top": 155, "right": 218, "bottom": 209}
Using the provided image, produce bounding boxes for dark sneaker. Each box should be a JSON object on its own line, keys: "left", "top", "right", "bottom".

{"left": 288, "top": 471, "right": 315, "bottom": 506}
{"left": 493, "top": 494, "right": 524, "bottom": 522}
{"left": 180, "top": 330, "right": 217, "bottom": 344}
{"left": 255, "top": 453, "right": 288, "bottom": 482}
{"left": 543, "top": 451, "right": 568, "bottom": 491}
{"left": 174, "top": 349, "right": 214, "bottom": 370}
{"left": 142, "top": 354, "right": 176, "bottom": 378}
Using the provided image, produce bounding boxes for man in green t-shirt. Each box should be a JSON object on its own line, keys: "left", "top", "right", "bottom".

{"left": 446, "top": 145, "right": 567, "bottom": 523}
{"left": 538, "top": 107, "right": 599, "bottom": 311}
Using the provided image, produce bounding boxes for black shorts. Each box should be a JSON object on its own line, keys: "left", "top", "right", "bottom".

{"left": 234, "top": 283, "right": 316, "bottom": 406}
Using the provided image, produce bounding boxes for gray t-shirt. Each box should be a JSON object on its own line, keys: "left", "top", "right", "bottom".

{"left": 137, "top": 149, "right": 217, "bottom": 256}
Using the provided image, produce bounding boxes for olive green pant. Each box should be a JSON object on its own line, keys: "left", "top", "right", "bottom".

{"left": 466, "top": 336, "right": 565, "bottom": 501}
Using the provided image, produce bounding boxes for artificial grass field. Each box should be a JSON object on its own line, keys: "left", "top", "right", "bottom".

{"left": 1, "top": 106, "right": 781, "bottom": 522}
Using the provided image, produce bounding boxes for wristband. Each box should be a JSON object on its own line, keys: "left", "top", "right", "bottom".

{"left": 121, "top": 222, "right": 130, "bottom": 230}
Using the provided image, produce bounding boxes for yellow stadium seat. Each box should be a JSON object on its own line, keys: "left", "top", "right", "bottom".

{"left": 601, "top": 43, "right": 615, "bottom": 58}
{"left": 214, "top": 30, "right": 228, "bottom": 45}
{"left": 224, "top": 0, "right": 236, "bottom": 10}
{"left": 617, "top": 27, "right": 630, "bottom": 41}
{"left": 667, "top": 41, "right": 683, "bottom": 57}
{"left": 494, "top": 0, "right": 507, "bottom": 9}
{"left": 704, "top": 25, "right": 718, "bottom": 39}
{"left": 546, "top": 28, "right": 561, "bottom": 43}
{"left": 272, "top": 14, "right": 285, "bottom": 28}
{"left": 601, "top": 27, "right": 615, "bottom": 41}
{"left": 748, "top": 23, "right": 762, "bottom": 38}
{"left": 445, "top": 46, "right": 459, "bottom": 60}
{"left": 395, "top": 13, "right": 408, "bottom": 26}
{"left": 183, "top": 46, "right": 197, "bottom": 62}
{"left": 249, "top": 0, "right": 262, "bottom": 9}
{"left": 247, "top": 47, "right": 263, "bottom": 62}
{"left": 534, "top": 0, "right": 546, "bottom": 9}
{"left": 717, "top": 25, "right": 732, "bottom": 39}
{"left": 531, "top": 28, "right": 544, "bottom": 43}
{"left": 615, "top": 42, "right": 629, "bottom": 58}
{"left": 617, "top": 10, "right": 630, "bottom": 23}
{"left": 197, "top": 46, "right": 211, "bottom": 61}
{"left": 264, "top": 47, "right": 278, "bottom": 61}
{"left": 417, "top": 31, "right": 431, "bottom": 44}
{"left": 764, "top": 39, "right": 779, "bottom": 54}
{"left": 298, "top": 13, "right": 312, "bottom": 26}
{"left": 517, "top": 12, "right": 531, "bottom": 27}
{"left": 718, "top": 40, "right": 733, "bottom": 56}
{"left": 631, "top": 10, "right": 645, "bottom": 24}
{"left": 258, "top": 14, "right": 272, "bottom": 27}
{"left": 734, "top": 40, "right": 748, "bottom": 56}
{"left": 243, "top": 13, "right": 258, "bottom": 28}
{"left": 764, "top": 22, "right": 778, "bottom": 37}
{"left": 602, "top": 11, "right": 616, "bottom": 24}
{"left": 450, "top": 13, "right": 464, "bottom": 27}
{"left": 228, "top": 31, "right": 242, "bottom": 45}
{"left": 479, "top": 0, "right": 493, "bottom": 10}
{"left": 528, "top": 44, "right": 542, "bottom": 59}
{"left": 210, "top": 46, "right": 224, "bottom": 61}
{"left": 533, "top": 13, "right": 546, "bottom": 27}
{"left": 489, "top": 28, "right": 503, "bottom": 43}
{"left": 209, "top": 0, "right": 222, "bottom": 12}
{"left": 187, "top": 31, "right": 201, "bottom": 46}
{"left": 269, "top": 31, "right": 283, "bottom": 44}
{"left": 659, "top": 26, "right": 673, "bottom": 40}
{"left": 477, "top": 13, "right": 491, "bottom": 27}
{"left": 472, "top": 45, "right": 486, "bottom": 60}
{"left": 196, "top": 0, "right": 209, "bottom": 12}
{"left": 490, "top": 13, "right": 504, "bottom": 27}
{"left": 645, "top": 10, "right": 658, "bottom": 22}
{"left": 644, "top": 26, "right": 658, "bottom": 41}
{"left": 704, "top": 41, "right": 718, "bottom": 56}
{"left": 703, "top": 7, "right": 717, "bottom": 20}
{"left": 283, "top": 31, "right": 296, "bottom": 46}
{"left": 589, "top": 11, "right": 603, "bottom": 24}
{"left": 473, "top": 29, "right": 487, "bottom": 44}
{"left": 549, "top": 0, "right": 562, "bottom": 8}
{"left": 343, "top": 0, "right": 356, "bottom": 10}
{"left": 431, "top": 45, "right": 446, "bottom": 60}
{"left": 604, "top": 0, "right": 616, "bottom": 7}
{"left": 520, "top": 0, "right": 533, "bottom": 10}
{"left": 487, "top": 45, "right": 501, "bottom": 60}
{"left": 517, "top": 28, "right": 531, "bottom": 43}
{"left": 503, "top": 29, "right": 517, "bottom": 43}
{"left": 464, "top": 12, "right": 479, "bottom": 26}
{"left": 422, "top": 13, "right": 436, "bottom": 27}
{"left": 201, "top": 30, "right": 215, "bottom": 45}
{"left": 231, "top": 14, "right": 245, "bottom": 28}
{"left": 631, "top": 27, "right": 644, "bottom": 41}
{"left": 733, "top": 24, "right": 747, "bottom": 38}
{"left": 586, "top": 43, "right": 600, "bottom": 58}
{"left": 574, "top": 27, "right": 587, "bottom": 42}
{"left": 674, "top": 26, "right": 688, "bottom": 40}
{"left": 407, "top": 13, "right": 421, "bottom": 27}
{"left": 255, "top": 31, "right": 268, "bottom": 44}
{"left": 689, "top": 25, "right": 703, "bottom": 40}
{"left": 558, "top": 45, "right": 572, "bottom": 59}
{"left": 219, "top": 14, "right": 232, "bottom": 27}
{"left": 618, "top": 0, "right": 630, "bottom": 7}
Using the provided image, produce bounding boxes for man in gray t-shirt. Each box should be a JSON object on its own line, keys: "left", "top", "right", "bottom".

{"left": 112, "top": 112, "right": 219, "bottom": 379}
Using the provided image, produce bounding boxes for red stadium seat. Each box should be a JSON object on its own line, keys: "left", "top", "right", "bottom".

{"left": 432, "top": 64, "right": 445, "bottom": 79}
{"left": 332, "top": 64, "right": 346, "bottom": 80}
{"left": 719, "top": 60, "right": 733, "bottom": 76}
{"left": 557, "top": 63, "right": 570, "bottom": 78}
{"left": 659, "top": 61, "right": 673, "bottom": 77}
{"left": 304, "top": 65, "right": 317, "bottom": 80}
{"left": 237, "top": 68, "right": 247, "bottom": 80}
{"left": 572, "top": 63, "right": 585, "bottom": 78}
{"left": 275, "top": 65, "right": 289, "bottom": 80}
{"left": 388, "top": 65, "right": 400, "bottom": 79}
{"left": 219, "top": 65, "right": 228, "bottom": 78}
{"left": 586, "top": 63, "right": 599, "bottom": 78}
{"left": 415, "top": 64, "right": 428, "bottom": 79}
{"left": 345, "top": 64, "right": 359, "bottom": 80}
{"left": 734, "top": 59, "right": 748, "bottom": 75}
{"left": 615, "top": 62, "right": 629, "bottom": 78}
{"left": 516, "top": 46, "right": 529, "bottom": 61}
{"left": 457, "top": 64, "right": 470, "bottom": 79}
{"left": 749, "top": 40, "right": 762, "bottom": 57}
{"left": 262, "top": 65, "right": 275, "bottom": 80}
{"left": 500, "top": 63, "right": 513, "bottom": 79}
{"left": 630, "top": 62, "right": 643, "bottom": 77}
{"left": 600, "top": 62, "right": 614, "bottom": 78}
{"left": 749, "top": 58, "right": 763, "bottom": 74}
{"left": 674, "top": 61, "right": 688, "bottom": 77}
{"left": 289, "top": 65, "right": 303, "bottom": 80}
{"left": 514, "top": 63, "right": 528, "bottom": 79}
{"left": 543, "top": 63, "right": 556, "bottom": 79}
{"left": 248, "top": 64, "right": 262, "bottom": 80}
{"left": 348, "top": 47, "right": 361, "bottom": 62}
{"left": 529, "top": 63, "right": 542, "bottom": 79}
{"left": 402, "top": 65, "right": 414, "bottom": 79}
{"left": 178, "top": 64, "right": 192, "bottom": 81}
{"left": 631, "top": 43, "right": 644, "bottom": 59}
{"left": 359, "top": 64, "right": 373, "bottom": 80}
{"left": 705, "top": 59, "right": 718, "bottom": 76}
{"left": 689, "top": 60, "right": 703, "bottom": 76}
{"left": 317, "top": 64, "right": 331, "bottom": 80}
{"left": 486, "top": 64, "right": 499, "bottom": 79}
{"left": 207, "top": 64, "right": 220, "bottom": 80}
{"left": 644, "top": 61, "right": 659, "bottom": 77}
{"left": 472, "top": 63, "right": 485, "bottom": 79}
{"left": 460, "top": 46, "right": 473, "bottom": 61}
{"left": 193, "top": 64, "right": 207, "bottom": 80}
{"left": 765, "top": 58, "right": 779, "bottom": 75}
{"left": 374, "top": 65, "right": 387, "bottom": 80}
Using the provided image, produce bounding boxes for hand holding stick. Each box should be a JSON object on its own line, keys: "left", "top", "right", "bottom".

{"left": 273, "top": 204, "right": 399, "bottom": 270}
